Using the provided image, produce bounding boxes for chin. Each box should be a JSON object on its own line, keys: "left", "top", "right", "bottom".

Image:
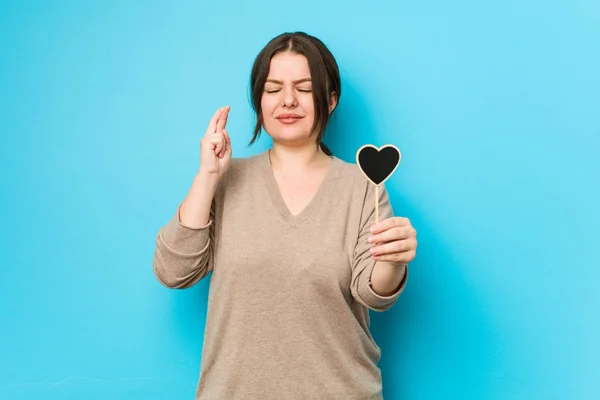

{"left": 270, "top": 135, "right": 309, "bottom": 145}
{"left": 266, "top": 126, "right": 311, "bottom": 142}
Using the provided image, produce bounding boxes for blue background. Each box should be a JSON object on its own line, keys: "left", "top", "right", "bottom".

{"left": 1, "top": 0, "right": 599, "bottom": 398}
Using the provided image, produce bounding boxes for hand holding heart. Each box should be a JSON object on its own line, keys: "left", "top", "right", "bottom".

{"left": 368, "top": 217, "right": 417, "bottom": 264}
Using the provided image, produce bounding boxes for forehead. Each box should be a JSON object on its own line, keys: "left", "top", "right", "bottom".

{"left": 266, "top": 52, "right": 311, "bottom": 80}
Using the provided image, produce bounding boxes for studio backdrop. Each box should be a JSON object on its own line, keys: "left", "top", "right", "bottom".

{"left": 1, "top": 0, "right": 599, "bottom": 399}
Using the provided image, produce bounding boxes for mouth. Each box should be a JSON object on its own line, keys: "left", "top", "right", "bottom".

{"left": 276, "top": 114, "right": 304, "bottom": 124}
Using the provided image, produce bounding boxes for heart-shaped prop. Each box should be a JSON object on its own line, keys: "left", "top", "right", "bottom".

{"left": 356, "top": 144, "right": 402, "bottom": 223}
{"left": 356, "top": 144, "right": 401, "bottom": 186}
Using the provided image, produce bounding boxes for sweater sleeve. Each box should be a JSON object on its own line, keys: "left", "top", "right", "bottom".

{"left": 350, "top": 180, "right": 408, "bottom": 312}
{"left": 152, "top": 198, "right": 217, "bottom": 289}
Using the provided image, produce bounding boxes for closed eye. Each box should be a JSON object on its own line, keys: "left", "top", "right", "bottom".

{"left": 265, "top": 89, "right": 312, "bottom": 93}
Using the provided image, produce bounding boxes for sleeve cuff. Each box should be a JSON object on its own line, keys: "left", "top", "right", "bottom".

{"left": 159, "top": 205, "right": 212, "bottom": 255}
{"left": 358, "top": 263, "right": 408, "bottom": 312}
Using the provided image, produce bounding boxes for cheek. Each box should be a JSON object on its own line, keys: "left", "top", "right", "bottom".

{"left": 300, "top": 97, "right": 315, "bottom": 117}
{"left": 302, "top": 96, "right": 314, "bottom": 109}
{"left": 261, "top": 95, "right": 277, "bottom": 115}
{"left": 261, "top": 101, "right": 275, "bottom": 129}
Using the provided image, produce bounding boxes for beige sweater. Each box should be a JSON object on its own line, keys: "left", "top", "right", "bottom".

{"left": 153, "top": 149, "right": 408, "bottom": 399}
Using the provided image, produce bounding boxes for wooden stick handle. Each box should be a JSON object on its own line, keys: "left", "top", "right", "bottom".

{"left": 375, "top": 184, "right": 379, "bottom": 223}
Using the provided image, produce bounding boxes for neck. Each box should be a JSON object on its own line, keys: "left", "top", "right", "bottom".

{"left": 268, "top": 143, "right": 330, "bottom": 172}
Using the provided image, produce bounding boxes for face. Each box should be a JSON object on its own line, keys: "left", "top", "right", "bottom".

{"left": 261, "top": 52, "right": 318, "bottom": 146}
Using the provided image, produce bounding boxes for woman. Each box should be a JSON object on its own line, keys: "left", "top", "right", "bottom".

{"left": 153, "top": 32, "right": 417, "bottom": 399}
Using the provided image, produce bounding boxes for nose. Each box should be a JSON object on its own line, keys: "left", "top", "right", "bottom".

{"left": 282, "top": 86, "right": 297, "bottom": 107}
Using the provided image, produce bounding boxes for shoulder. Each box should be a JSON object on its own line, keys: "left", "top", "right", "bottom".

{"left": 327, "top": 156, "right": 375, "bottom": 211}
{"left": 228, "top": 153, "right": 260, "bottom": 173}
{"left": 220, "top": 151, "right": 266, "bottom": 190}
{"left": 333, "top": 156, "right": 370, "bottom": 191}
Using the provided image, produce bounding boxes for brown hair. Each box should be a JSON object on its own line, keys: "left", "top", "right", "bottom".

{"left": 248, "top": 32, "right": 341, "bottom": 156}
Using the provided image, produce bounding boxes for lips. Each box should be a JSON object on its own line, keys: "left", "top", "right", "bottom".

{"left": 276, "top": 113, "right": 303, "bottom": 125}
{"left": 276, "top": 113, "right": 303, "bottom": 119}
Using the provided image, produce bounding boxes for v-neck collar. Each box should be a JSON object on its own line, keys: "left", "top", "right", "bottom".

{"left": 259, "top": 149, "right": 342, "bottom": 228}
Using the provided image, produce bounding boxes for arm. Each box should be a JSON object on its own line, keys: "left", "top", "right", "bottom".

{"left": 153, "top": 105, "right": 232, "bottom": 289}
{"left": 371, "top": 261, "right": 407, "bottom": 297}
{"left": 350, "top": 181, "right": 408, "bottom": 312}
{"left": 152, "top": 172, "right": 220, "bottom": 289}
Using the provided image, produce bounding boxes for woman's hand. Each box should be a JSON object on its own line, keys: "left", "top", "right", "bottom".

{"left": 199, "top": 106, "right": 232, "bottom": 179}
{"left": 368, "top": 217, "right": 417, "bottom": 264}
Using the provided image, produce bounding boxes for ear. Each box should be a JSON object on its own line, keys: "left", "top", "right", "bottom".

{"left": 329, "top": 91, "right": 338, "bottom": 114}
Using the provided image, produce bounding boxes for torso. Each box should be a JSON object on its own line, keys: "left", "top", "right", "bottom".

{"left": 197, "top": 150, "right": 390, "bottom": 399}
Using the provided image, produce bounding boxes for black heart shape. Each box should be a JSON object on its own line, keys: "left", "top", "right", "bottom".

{"left": 356, "top": 145, "right": 401, "bottom": 185}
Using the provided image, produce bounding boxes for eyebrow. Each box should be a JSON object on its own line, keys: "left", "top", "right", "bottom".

{"left": 265, "top": 78, "right": 312, "bottom": 84}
